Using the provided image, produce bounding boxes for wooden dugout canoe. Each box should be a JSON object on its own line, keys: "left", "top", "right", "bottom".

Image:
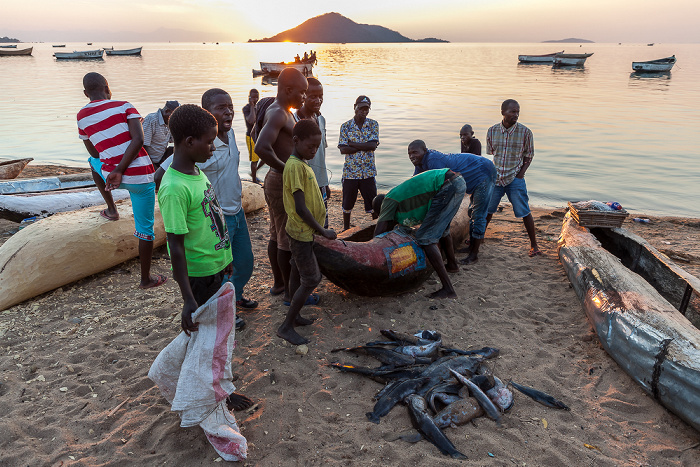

{"left": 0, "top": 188, "right": 130, "bottom": 222}
{"left": 0, "top": 182, "right": 265, "bottom": 310}
{"left": 558, "top": 213, "right": 700, "bottom": 431}
{"left": 0, "top": 47, "right": 32, "bottom": 56}
{"left": 313, "top": 195, "right": 470, "bottom": 296}
{"left": 0, "top": 158, "right": 33, "bottom": 179}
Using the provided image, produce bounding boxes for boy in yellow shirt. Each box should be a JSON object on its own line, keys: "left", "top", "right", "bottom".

{"left": 278, "top": 120, "right": 337, "bottom": 345}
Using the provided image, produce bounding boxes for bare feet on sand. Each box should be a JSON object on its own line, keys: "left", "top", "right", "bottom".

{"left": 139, "top": 274, "right": 168, "bottom": 289}
{"left": 460, "top": 255, "right": 479, "bottom": 265}
{"left": 277, "top": 325, "right": 309, "bottom": 345}
{"left": 295, "top": 315, "right": 316, "bottom": 326}
{"left": 428, "top": 288, "right": 457, "bottom": 299}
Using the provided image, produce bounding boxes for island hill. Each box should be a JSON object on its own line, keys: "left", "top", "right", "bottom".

{"left": 248, "top": 12, "right": 447, "bottom": 43}
{"left": 542, "top": 38, "right": 594, "bottom": 43}
{"left": 0, "top": 36, "right": 20, "bottom": 43}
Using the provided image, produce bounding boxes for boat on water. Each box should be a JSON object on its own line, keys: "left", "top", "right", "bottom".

{"left": 259, "top": 61, "right": 313, "bottom": 76}
{"left": 648, "top": 43, "right": 654, "bottom": 46}
{"left": 313, "top": 197, "right": 470, "bottom": 296}
{"left": 0, "top": 158, "right": 33, "bottom": 180}
{"left": 518, "top": 50, "right": 563, "bottom": 63}
{"left": 54, "top": 48, "right": 104, "bottom": 60}
{"left": 52, "top": 44, "right": 66, "bottom": 48}
{"left": 0, "top": 44, "right": 18, "bottom": 48}
{"left": 104, "top": 46, "right": 143, "bottom": 56}
{"left": 558, "top": 213, "right": 700, "bottom": 432}
{"left": 0, "top": 47, "right": 32, "bottom": 56}
{"left": 632, "top": 55, "right": 676, "bottom": 73}
{"left": 87, "top": 42, "right": 92, "bottom": 45}
{"left": 553, "top": 52, "right": 594, "bottom": 66}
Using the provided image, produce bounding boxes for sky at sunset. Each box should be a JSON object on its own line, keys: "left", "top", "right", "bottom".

{"left": 2, "top": 0, "right": 698, "bottom": 43}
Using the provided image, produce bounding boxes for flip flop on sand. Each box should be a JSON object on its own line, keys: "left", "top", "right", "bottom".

{"left": 100, "top": 209, "right": 119, "bottom": 221}
{"left": 139, "top": 274, "right": 168, "bottom": 289}
{"left": 528, "top": 248, "right": 543, "bottom": 257}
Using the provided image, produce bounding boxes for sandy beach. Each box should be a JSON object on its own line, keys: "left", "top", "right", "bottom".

{"left": 1, "top": 166, "right": 699, "bottom": 466}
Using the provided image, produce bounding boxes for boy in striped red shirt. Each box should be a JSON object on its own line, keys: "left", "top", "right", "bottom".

{"left": 77, "top": 72, "right": 167, "bottom": 289}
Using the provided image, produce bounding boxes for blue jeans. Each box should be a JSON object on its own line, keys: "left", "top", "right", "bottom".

{"left": 414, "top": 176, "right": 466, "bottom": 246}
{"left": 469, "top": 172, "right": 496, "bottom": 240}
{"left": 487, "top": 176, "right": 531, "bottom": 218}
{"left": 224, "top": 209, "right": 254, "bottom": 301}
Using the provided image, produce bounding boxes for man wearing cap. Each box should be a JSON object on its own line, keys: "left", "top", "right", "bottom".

{"left": 142, "top": 101, "right": 179, "bottom": 168}
{"left": 338, "top": 95, "right": 380, "bottom": 231}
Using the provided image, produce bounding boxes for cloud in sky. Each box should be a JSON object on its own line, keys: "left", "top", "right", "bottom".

{"left": 2, "top": 0, "right": 698, "bottom": 43}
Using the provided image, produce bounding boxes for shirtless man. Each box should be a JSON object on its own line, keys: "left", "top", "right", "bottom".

{"left": 255, "top": 68, "right": 309, "bottom": 303}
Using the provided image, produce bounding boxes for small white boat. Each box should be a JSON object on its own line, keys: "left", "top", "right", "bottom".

{"left": 259, "top": 61, "right": 313, "bottom": 76}
{"left": 104, "top": 46, "right": 142, "bottom": 56}
{"left": 632, "top": 55, "right": 676, "bottom": 73}
{"left": 0, "top": 47, "right": 32, "bottom": 56}
{"left": 518, "top": 51, "right": 563, "bottom": 63}
{"left": 54, "top": 49, "right": 104, "bottom": 60}
{"left": 553, "top": 52, "right": 593, "bottom": 66}
{"left": 52, "top": 44, "right": 66, "bottom": 48}
{"left": 0, "top": 44, "right": 18, "bottom": 49}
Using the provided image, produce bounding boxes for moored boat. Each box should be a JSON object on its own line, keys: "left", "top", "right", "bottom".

{"left": 259, "top": 61, "right": 313, "bottom": 76}
{"left": 52, "top": 44, "right": 66, "bottom": 47}
{"left": 0, "top": 44, "right": 18, "bottom": 48}
{"left": 105, "top": 46, "right": 143, "bottom": 56}
{"left": 54, "top": 49, "right": 104, "bottom": 60}
{"left": 0, "top": 47, "right": 32, "bottom": 56}
{"left": 553, "top": 52, "right": 593, "bottom": 66}
{"left": 558, "top": 213, "right": 700, "bottom": 432}
{"left": 632, "top": 55, "right": 676, "bottom": 73}
{"left": 0, "top": 158, "right": 33, "bottom": 179}
{"left": 518, "top": 50, "right": 563, "bottom": 63}
{"left": 314, "top": 196, "right": 470, "bottom": 296}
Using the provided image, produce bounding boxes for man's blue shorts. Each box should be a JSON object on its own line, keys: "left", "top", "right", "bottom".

{"left": 89, "top": 157, "right": 155, "bottom": 241}
{"left": 487, "top": 176, "right": 531, "bottom": 218}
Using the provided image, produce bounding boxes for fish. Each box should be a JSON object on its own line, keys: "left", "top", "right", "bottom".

{"left": 405, "top": 394, "right": 467, "bottom": 459}
{"left": 331, "top": 345, "right": 420, "bottom": 367}
{"left": 433, "top": 397, "right": 484, "bottom": 428}
{"left": 328, "top": 362, "right": 425, "bottom": 384}
{"left": 366, "top": 377, "right": 430, "bottom": 424}
{"left": 425, "top": 382, "right": 463, "bottom": 413}
{"left": 441, "top": 346, "right": 500, "bottom": 359}
{"left": 509, "top": 381, "right": 570, "bottom": 411}
{"left": 381, "top": 329, "right": 433, "bottom": 345}
{"left": 486, "top": 376, "right": 514, "bottom": 412}
{"left": 394, "top": 339, "right": 442, "bottom": 358}
{"left": 450, "top": 369, "right": 502, "bottom": 425}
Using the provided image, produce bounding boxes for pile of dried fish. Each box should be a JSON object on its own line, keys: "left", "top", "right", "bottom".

{"left": 330, "top": 330, "right": 570, "bottom": 459}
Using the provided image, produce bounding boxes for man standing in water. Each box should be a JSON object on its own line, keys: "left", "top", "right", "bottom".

{"left": 486, "top": 99, "right": 541, "bottom": 257}
{"left": 255, "top": 68, "right": 313, "bottom": 304}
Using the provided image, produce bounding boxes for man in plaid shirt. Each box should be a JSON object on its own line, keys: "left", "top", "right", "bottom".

{"left": 486, "top": 99, "right": 541, "bottom": 257}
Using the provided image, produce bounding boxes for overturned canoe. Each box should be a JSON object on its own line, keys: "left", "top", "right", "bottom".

{"left": 0, "top": 158, "right": 33, "bottom": 180}
{"left": 0, "top": 199, "right": 167, "bottom": 311}
{"left": 558, "top": 213, "right": 700, "bottom": 431}
{"left": 0, "top": 188, "right": 130, "bottom": 222}
{"left": 314, "top": 196, "right": 470, "bottom": 296}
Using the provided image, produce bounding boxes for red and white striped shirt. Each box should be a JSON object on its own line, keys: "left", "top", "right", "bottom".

{"left": 77, "top": 100, "right": 155, "bottom": 184}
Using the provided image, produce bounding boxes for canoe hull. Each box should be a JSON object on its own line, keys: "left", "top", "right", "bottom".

{"left": 558, "top": 213, "right": 700, "bottom": 432}
{"left": 0, "top": 158, "right": 33, "bottom": 179}
{"left": 105, "top": 47, "right": 142, "bottom": 56}
{"left": 632, "top": 57, "right": 676, "bottom": 73}
{"left": 518, "top": 51, "right": 563, "bottom": 63}
{"left": 0, "top": 173, "right": 94, "bottom": 195}
{"left": 314, "top": 196, "right": 470, "bottom": 296}
{"left": 0, "top": 200, "right": 167, "bottom": 311}
{"left": 54, "top": 49, "right": 104, "bottom": 60}
{"left": 259, "top": 62, "right": 313, "bottom": 76}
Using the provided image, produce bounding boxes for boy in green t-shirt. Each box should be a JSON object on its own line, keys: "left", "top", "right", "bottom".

{"left": 158, "top": 104, "right": 246, "bottom": 332}
{"left": 278, "top": 120, "right": 337, "bottom": 345}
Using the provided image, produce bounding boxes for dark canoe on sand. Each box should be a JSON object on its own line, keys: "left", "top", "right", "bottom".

{"left": 558, "top": 213, "right": 700, "bottom": 432}
{"left": 314, "top": 196, "right": 470, "bottom": 296}
{"left": 0, "top": 158, "right": 33, "bottom": 180}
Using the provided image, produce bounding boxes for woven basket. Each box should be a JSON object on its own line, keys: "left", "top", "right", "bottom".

{"left": 568, "top": 201, "right": 629, "bottom": 228}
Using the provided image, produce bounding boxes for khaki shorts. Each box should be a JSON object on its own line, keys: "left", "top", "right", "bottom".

{"left": 264, "top": 170, "right": 290, "bottom": 251}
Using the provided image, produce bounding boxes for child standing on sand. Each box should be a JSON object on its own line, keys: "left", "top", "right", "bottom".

{"left": 158, "top": 104, "right": 246, "bottom": 334}
{"left": 278, "top": 120, "right": 337, "bottom": 345}
{"left": 77, "top": 72, "right": 166, "bottom": 290}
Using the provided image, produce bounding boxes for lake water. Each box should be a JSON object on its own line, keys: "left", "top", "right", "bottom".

{"left": 1, "top": 42, "right": 699, "bottom": 217}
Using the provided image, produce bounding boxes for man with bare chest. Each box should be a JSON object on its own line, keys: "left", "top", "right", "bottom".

{"left": 255, "top": 68, "right": 309, "bottom": 304}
